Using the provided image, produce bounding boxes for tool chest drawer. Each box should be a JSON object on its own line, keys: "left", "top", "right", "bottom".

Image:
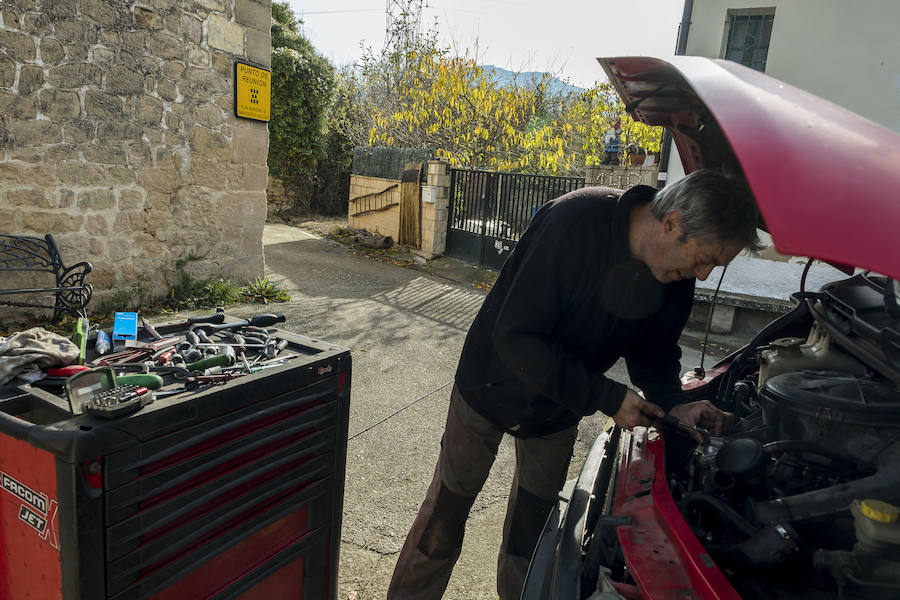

{"left": 107, "top": 483, "right": 333, "bottom": 599}
{"left": 0, "top": 322, "right": 350, "bottom": 600}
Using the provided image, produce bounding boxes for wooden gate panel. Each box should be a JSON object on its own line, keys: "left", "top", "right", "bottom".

{"left": 398, "top": 162, "right": 423, "bottom": 248}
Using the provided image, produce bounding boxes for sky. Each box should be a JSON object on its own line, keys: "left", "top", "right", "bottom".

{"left": 286, "top": 0, "right": 685, "bottom": 88}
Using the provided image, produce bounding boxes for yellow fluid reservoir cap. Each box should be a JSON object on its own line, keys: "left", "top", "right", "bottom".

{"left": 860, "top": 499, "right": 900, "bottom": 523}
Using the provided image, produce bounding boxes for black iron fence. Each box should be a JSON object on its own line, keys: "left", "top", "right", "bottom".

{"left": 447, "top": 169, "right": 584, "bottom": 269}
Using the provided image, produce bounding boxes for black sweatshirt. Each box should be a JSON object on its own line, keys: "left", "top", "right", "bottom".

{"left": 454, "top": 185, "right": 695, "bottom": 437}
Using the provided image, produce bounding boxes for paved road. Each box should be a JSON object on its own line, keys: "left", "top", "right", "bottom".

{"left": 246, "top": 224, "right": 729, "bottom": 600}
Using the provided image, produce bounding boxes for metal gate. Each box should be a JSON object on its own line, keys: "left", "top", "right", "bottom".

{"left": 446, "top": 169, "right": 585, "bottom": 269}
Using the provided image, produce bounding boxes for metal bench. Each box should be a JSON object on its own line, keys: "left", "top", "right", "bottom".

{"left": 0, "top": 234, "right": 93, "bottom": 322}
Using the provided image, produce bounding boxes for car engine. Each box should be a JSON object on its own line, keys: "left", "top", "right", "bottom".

{"left": 667, "top": 274, "right": 900, "bottom": 600}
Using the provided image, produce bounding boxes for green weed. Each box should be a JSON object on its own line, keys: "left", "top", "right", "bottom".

{"left": 241, "top": 277, "right": 291, "bottom": 304}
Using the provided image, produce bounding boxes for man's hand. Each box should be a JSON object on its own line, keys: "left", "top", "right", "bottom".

{"left": 612, "top": 389, "right": 664, "bottom": 430}
{"left": 668, "top": 400, "right": 735, "bottom": 436}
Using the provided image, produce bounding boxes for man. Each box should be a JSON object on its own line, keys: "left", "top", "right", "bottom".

{"left": 388, "top": 168, "right": 761, "bottom": 600}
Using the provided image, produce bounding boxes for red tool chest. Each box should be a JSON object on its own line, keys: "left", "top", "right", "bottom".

{"left": 0, "top": 327, "right": 350, "bottom": 600}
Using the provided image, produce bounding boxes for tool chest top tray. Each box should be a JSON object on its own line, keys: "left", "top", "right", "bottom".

{"left": 0, "top": 326, "right": 349, "bottom": 461}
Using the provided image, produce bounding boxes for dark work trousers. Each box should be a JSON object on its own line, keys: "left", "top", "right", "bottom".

{"left": 387, "top": 385, "right": 578, "bottom": 600}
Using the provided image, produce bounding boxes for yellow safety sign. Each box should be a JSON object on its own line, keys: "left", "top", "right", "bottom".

{"left": 234, "top": 61, "right": 271, "bottom": 122}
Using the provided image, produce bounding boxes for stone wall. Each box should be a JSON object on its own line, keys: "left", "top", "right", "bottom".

{"left": 585, "top": 165, "right": 659, "bottom": 189}
{"left": 0, "top": 0, "right": 271, "bottom": 311}
{"left": 266, "top": 174, "right": 296, "bottom": 217}
{"left": 348, "top": 174, "right": 401, "bottom": 241}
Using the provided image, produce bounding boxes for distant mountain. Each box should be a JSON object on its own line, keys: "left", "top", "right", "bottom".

{"left": 480, "top": 64, "right": 584, "bottom": 96}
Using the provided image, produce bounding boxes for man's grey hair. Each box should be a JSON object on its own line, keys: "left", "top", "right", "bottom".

{"left": 650, "top": 168, "right": 763, "bottom": 251}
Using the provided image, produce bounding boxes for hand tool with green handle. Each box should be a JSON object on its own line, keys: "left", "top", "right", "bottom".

{"left": 185, "top": 354, "right": 234, "bottom": 372}
{"left": 72, "top": 317, "right": 89, "bottom": 364}
{"left": 115, "top": 373, "right": 164, "bottom": 390}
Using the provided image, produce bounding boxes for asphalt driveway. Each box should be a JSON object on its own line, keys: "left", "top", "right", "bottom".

{"left": 241, "top": 223, "right": 723, "bottom": 600}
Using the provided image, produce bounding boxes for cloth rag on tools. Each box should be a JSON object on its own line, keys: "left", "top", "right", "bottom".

{"left": 0, "top": 327, "right": 80, "bottom": 386}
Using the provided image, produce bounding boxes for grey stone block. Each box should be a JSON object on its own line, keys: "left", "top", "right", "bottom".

{"left": 98, "top": 120, "right": 142, "bottom": 141}
{"left": 52, "top": 20, "right": 94, "bottom": 43}
{"left": 44, "top": 1, "right": 78, "bottom": 21}
{"left": 0, "top": 30, "right": 35, "bottom": 59}
{"left": 21, "top": 12, "right": 49, "bottom": 35}
{"left": 18, "top": 65, "right": 44, "bottom": 95}
{"left": 6, "top": 0, "right": 37, "bottom": 11}
{"left": 81, "top": 142, "right": 127, "bottom": 165}
{"left": 0, "top": 56, "right": 16, "bottom": 87}
{"left": 709, "top": 303, "right": 736, "bottom": 334}
{"left": 77, "top": 188, "right": 117, "bottom": 210}
{"left": 84, "top": 89, "right": 124, "bottom": 119}
{"left": 0, "top": 90, "right": 36, "bottom": 119}
{"left": 207, "top": 13, "right": 243, "bottom": 54}
{"left": 181, "top": 14, "right": 203, "bottom": 44}
{"left": 105, "top": 65, "right": 145, "bottom": 95}
{"left": 9, "top": 120, "right": 62, "bottom": 146}
{"left": 129, "top": 94, "right": 164, "bottom": 125}
{"left": 49, "top": 63, "right": 102, "bottom": 87}
{"left": 38, "top": 89, "right": 81, "bottom": 119}
{"left": 2, "top": 10, "right": 22, "bottom": 30}
{"left": 121, "top": 30, "right": 147, "bottom": 50}
{"left": 235, "top": 0, "right": 271, "bottom": 31}
{"left": 148, "top": 31, "right": 184, "bottom": 59}
{"left": 157, "top": 79, "right": 178, "bottom": 101}
{"left": 245, "top": 27, "right": 269, "bottom": 66}
{"left": 62, "top": 121, "right": 96, "bottom": 143}
{"left": 81, "top": 0, "right": 132, "bottom": 28}
{"left": 134, "top": 6, "right": 163, "bottom": 29}
{"left": 40, "top": 37, "right": 65, "bottom": 63}
{"left": 64, "top": 43, "right": 88, "bottom": 61}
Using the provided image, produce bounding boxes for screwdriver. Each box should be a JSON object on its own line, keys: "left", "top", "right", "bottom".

{"left": 643, "top": 410, "right": 712, "bottom": 442}
{"left": 662, "top": 413, "right": 712, "bottom": 441}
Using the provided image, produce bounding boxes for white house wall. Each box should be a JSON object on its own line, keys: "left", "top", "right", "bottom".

{"left": 669, "top": 0, "right": 900, "bottom": 182}
{"left": 684, "top": 0, "right": 900, "bottom": 132}
{"left": 662, "top": 0, "right": 899, "bottom": 302}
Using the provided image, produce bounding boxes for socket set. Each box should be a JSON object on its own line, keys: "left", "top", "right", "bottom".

{"left": 84, "top": 384, "right": 153, "bottom": 419}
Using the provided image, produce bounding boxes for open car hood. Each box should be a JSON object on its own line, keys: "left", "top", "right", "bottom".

{"left": 597, "top": 56, "right": 900, "bottom": 281}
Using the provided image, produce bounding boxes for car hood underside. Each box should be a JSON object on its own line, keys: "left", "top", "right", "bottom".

{"left": 597, "top": 56, "right": 900, "bottom": 281}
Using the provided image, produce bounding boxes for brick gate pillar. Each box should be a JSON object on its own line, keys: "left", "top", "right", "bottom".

{"left": 416, "top": 160, "right": 451, "bottom": 259}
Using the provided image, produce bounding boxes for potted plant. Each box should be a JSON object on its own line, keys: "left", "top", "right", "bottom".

{"left": 626, "top": 143, "right": 646, "bottom": 165}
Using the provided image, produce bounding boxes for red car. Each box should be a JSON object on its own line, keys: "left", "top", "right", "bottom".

{"left": 523, "top": 56, "right": 900, "bottom": 600}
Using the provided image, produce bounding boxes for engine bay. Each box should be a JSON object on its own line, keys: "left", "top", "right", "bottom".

{"left": 666, "top": 274, "right": 900, "bottom": 599}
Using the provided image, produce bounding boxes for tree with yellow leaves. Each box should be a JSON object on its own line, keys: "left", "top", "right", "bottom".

{"left": 349, "top": 18, "right": 662, "bottom": 175}
{"left": 360, "top": 44, "right": 564, "bottom": 173}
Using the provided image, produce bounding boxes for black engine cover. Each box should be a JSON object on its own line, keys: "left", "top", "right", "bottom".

{"left": 760, "top": 370, "right": 900, "bottom": 463}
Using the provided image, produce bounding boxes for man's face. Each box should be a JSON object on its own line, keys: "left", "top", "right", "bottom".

{"left": 646, "top": 212, "right": 742, "bottom": 283}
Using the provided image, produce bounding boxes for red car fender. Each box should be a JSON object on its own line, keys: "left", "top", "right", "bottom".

{"left": 614, "top": 428, "right": 741, "bottom": 600}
